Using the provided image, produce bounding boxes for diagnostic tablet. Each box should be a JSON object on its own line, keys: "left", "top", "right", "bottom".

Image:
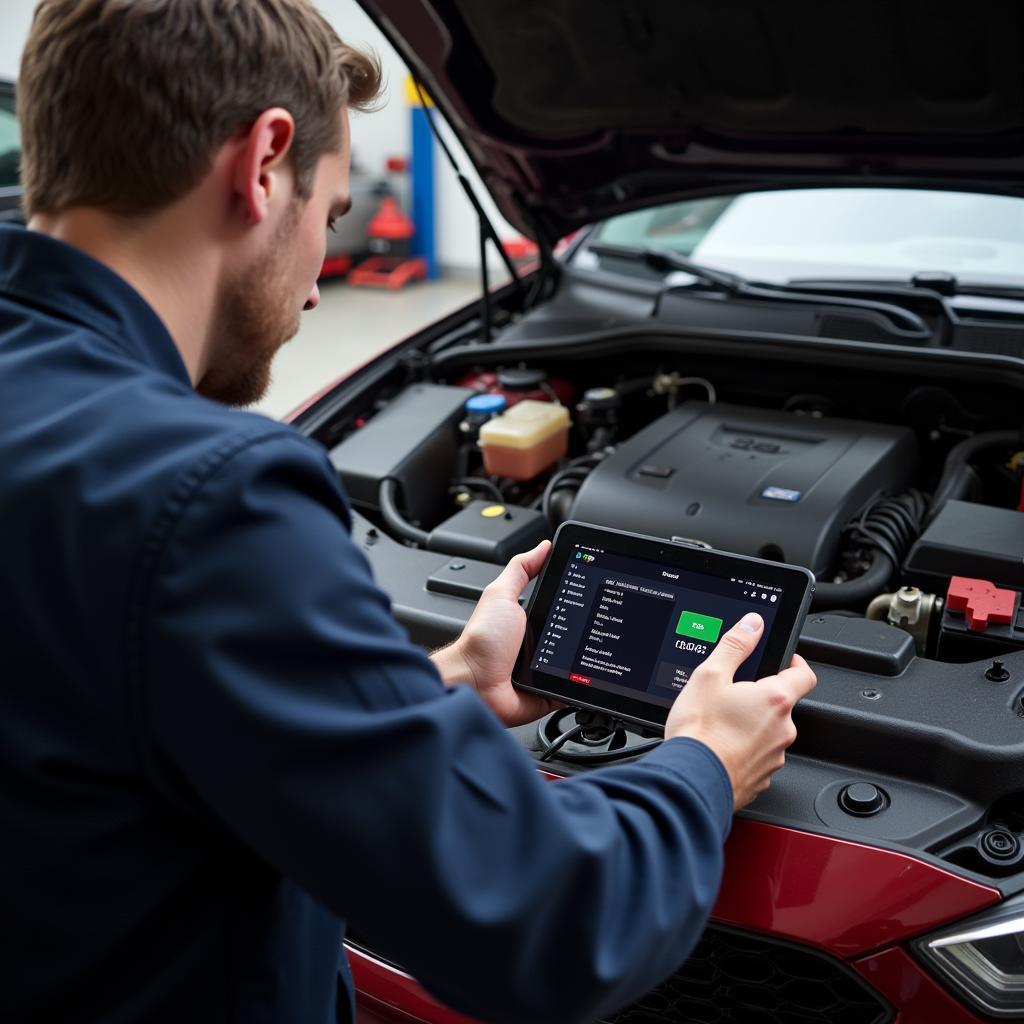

{"left": 514, "top": 522, "right": 815, "bottom": 730}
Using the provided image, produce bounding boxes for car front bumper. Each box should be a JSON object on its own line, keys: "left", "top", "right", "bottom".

{"left": 346, "top": 792, "right": 1000, "bottom": 1024}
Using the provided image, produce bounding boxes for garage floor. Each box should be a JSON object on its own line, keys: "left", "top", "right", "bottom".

{"left": 253, "top": 276, "right": 481, "bottom": 421}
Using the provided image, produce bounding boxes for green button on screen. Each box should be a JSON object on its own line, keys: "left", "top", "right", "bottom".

{"left": 676, "top": 611, "right": 723, "bottom": 643}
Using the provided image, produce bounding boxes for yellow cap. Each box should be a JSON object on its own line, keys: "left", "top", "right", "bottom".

{"left": 481, "top": 504, "right": 506, "bottom": 518}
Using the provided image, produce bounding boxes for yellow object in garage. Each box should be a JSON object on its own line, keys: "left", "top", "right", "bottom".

{"left": 405, "top": 75, "right": 434, "bottom": 107}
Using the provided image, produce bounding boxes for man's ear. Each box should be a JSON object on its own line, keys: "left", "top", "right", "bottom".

{"left": 233, "top": 107, "right": 296, "bottom": 226}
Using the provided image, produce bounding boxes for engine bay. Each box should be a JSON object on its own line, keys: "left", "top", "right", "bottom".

{"left": 328, "top": 355, "right": 1024, "bottom": 666}
{"left": 313, "top": 329, "right": 1024, "bottom": 888}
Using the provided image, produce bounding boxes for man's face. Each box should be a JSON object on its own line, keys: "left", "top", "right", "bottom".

{"left": 198, "top": 110, "right": 352, "bottom": 407}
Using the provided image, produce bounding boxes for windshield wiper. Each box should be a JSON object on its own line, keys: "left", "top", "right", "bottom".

{"left": 587, "top": 241, "right": 747, "bottom": 294}
{"left": 586, "top": 241, "right": 931, "bottom": 337}
{"left": 789, "top": 274, "right": 1024, "bottom": 302}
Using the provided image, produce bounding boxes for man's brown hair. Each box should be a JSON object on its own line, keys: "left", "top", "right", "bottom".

{"left": 18, "top": 0, "right": 382, "bottom": 218}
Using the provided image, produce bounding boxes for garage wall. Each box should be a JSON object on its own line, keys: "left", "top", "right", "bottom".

{"left": 0, "top": 3, "right": 33, "bottom": 82}
{"left": 0, "top": 0, "right": 516, "bottom": 274}
{"left": 316, "top": 0, "right": 518, "bottom": 275}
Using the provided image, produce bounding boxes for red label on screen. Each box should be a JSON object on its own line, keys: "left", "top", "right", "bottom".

{"left": 569, "top": 673, "right": 592, "bottom": 685}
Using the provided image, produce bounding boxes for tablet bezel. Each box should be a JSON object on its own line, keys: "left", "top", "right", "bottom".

{"left": 514, "top": 521, "right": 816, "bottom": 730}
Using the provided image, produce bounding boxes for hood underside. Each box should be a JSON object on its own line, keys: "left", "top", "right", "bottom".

{"left": 363, "top": 0, "right": 1024, "bottom": 241}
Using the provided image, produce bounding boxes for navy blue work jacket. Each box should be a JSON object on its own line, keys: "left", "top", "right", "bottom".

{"left": 0, "top": 225, "right": 733, "bottom": 1024}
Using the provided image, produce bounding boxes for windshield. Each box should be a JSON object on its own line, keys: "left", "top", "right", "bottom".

{"left": 585, "top": 188, "right": 1024, "bottom": 290}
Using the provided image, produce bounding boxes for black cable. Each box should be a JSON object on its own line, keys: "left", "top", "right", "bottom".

{"left": 538, "top": 722, "right": 587, "bottom": 762}
{"left": 571, "top": 737, "right": 661, "bottom": 763}
{"left": 538, "top": 719, "right": 662, "bottom": 763}
{"left": 614, "top": 737, "right": 661, "bottom": 759}
{"left": 928, "top": 429, "right": 1023, "bottom": 521}
{"left": 379, "top": 478, "right": 429, "bottom": 547}
{"left": 451, "top": 477, "right": 505, "bottom": 502}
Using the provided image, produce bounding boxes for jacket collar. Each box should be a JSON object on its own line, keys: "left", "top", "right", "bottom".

{"left": 0, "top": 223, "right": 191, "bottom": 387}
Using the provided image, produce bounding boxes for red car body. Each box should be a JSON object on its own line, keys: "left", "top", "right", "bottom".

{"left": 343, "top": 803, "right": 999, "bottom": 1024}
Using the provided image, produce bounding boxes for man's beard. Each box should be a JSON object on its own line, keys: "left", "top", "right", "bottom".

{"left": 198, "top": 207, "right": 303, "bottom": 408}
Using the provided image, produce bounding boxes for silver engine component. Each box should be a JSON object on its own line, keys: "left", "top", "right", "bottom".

{"left": 866, "top": 586, "right": 943, "bottom": 654}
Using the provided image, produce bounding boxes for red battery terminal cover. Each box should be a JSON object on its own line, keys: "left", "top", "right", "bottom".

{"left": 946, "top": 576, "right": 1017, "bottom": 632}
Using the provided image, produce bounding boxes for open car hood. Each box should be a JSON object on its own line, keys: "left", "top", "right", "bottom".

{"left": 362, "top": 0, "right": 1024, "bottom": 244}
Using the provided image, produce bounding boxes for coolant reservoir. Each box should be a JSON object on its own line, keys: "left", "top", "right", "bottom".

{"left": 479, "top": 400, "right": 570, "bottom": 480}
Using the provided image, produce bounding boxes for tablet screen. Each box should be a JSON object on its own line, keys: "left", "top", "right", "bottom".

{"left": 530, "top": 538, "right": 785, "bottom": 708}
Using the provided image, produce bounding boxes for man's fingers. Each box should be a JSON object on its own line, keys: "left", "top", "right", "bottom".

{"left": 691, "top": 612, "right": 764, "bottom": 682}
{"left": 519, "top": 539, "right": 552, "bottom": 579}
{"left": 774, "top": 654, "right": 817, "bottom": 702}
{"left": 485, "top": 541, "right": 551, "bottom": 601}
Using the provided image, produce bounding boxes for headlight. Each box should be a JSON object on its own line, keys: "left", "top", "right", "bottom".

{"left": 914, "top": 896, "right": 1024, "bottom": 1018}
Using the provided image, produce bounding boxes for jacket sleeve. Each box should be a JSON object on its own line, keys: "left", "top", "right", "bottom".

{"left": 137, "top": 430, "right": 734, "bottom": 1024}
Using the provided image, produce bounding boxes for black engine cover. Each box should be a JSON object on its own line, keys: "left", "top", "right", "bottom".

{"left": 570, "top": 402, "right": 918, "bottom": 574}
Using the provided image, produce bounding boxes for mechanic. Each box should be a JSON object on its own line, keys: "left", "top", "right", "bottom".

{"left": 0, "top": 2, "right": 816, "bottom": 1022}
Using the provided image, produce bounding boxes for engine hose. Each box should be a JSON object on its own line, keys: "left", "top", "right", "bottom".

{"left": 541, "top": 467, "right": 591, "bottom": 528}
{"left": 813, "top": 489, "right": 929, "bottom": 609}
{"left": 928, "top": 429, "right": 1023, "bottom": 521}
{"left": 379, "top": 478, "right": 429, "bottom": 547}
{"left": 846, "top": 489, "right": 929, "bottom": 568}
{"left": 812, "top": 549, "right": 894, "bottom": 610}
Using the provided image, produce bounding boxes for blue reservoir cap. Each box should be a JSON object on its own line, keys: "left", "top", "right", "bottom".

{"left": 466, "top": 394, "right": 507, "bottom": 415}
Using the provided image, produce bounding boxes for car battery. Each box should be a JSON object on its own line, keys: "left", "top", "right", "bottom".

{"left": 937, "top": 575, "right": 1024, "bottom": 662}
{"left": 427, "top": 500, "right": 549, "bottom": 564}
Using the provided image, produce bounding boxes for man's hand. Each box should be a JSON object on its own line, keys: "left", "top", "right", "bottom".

{"left": 666, "top": 612, "right": 817, "bottom": 810}
{"left": 431, "top": 540, "right": 560, "bottom": 726}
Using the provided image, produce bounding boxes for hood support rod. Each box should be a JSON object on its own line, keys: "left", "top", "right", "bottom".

{"left": 414, "top": 80, "right": 527, "bottom": 343}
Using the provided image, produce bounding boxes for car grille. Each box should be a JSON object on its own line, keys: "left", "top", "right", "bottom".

{"left": 605, "top": 926, "right": 892, "bottom": 1024}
